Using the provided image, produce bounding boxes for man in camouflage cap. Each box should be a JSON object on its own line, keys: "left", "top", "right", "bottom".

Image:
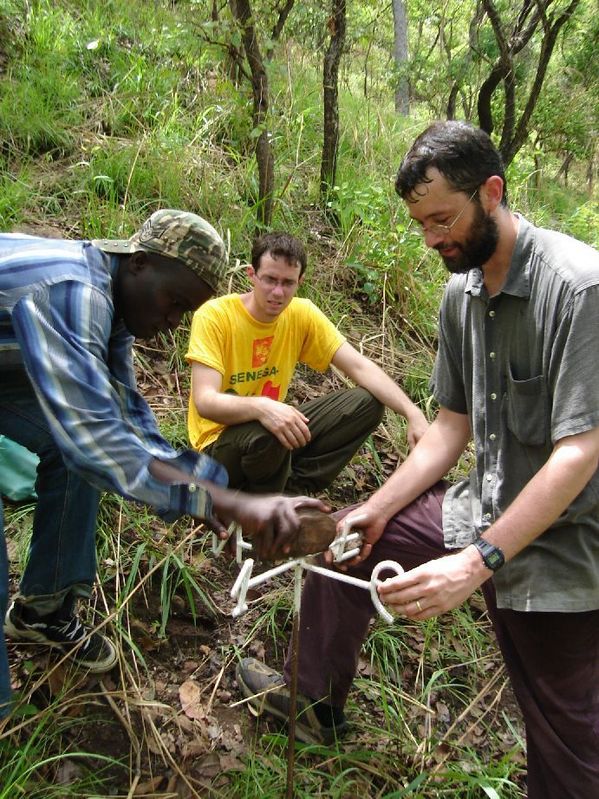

{"left": 0, "top": 210, "right": 325, "bottom": 719}
{"left": 93, "top": 208, "right": 227, "bottom": 292}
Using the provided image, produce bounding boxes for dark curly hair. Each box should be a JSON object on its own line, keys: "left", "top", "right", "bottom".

{"left": 395, "top": 121, "right": 508, "bottom": 206}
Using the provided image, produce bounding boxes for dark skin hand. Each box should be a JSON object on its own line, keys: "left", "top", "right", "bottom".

{"left": 149, "top": 458, "right": 329, "bottom": 561}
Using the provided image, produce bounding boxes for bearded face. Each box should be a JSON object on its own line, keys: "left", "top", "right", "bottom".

{"left": 434, "top": 200, "right": 500, "bottom": 275}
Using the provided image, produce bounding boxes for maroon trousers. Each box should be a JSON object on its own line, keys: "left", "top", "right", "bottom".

{"left": 284, "top": 482, "right": 599, "bottom": 798}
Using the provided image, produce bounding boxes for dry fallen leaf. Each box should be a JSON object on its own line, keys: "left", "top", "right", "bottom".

{"left": 179, "top": 679, "right": 207, "bottom": 720}
{"left": 133, "top": 774, "right": 165, "bottom": 795}
{"left": 55, "top": 759, "right": 83, "bottom": 785}
{"left": 195, "top": 751, "right": 222, "bottom": 778}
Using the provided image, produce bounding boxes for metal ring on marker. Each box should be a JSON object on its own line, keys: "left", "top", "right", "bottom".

{"left": 369, "top": 560, "right": 405, "bottom": 624}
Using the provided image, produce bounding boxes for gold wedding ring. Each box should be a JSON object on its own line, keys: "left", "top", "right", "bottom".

{"left": 416, "top": 599, "right": 423, "bottom": 612}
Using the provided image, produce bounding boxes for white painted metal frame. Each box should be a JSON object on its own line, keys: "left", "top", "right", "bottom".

{"left": 214, "top": 516, "right": 404, "bottom": 624}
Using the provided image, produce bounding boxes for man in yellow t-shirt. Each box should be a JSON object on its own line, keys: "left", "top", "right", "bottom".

{"left": 186, "top": 233, "right": 428, "bottom": 494}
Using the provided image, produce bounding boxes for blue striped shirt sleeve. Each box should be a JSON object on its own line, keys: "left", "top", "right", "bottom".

{"left": 10, "top": 279, "right": 226, "bottom": 520}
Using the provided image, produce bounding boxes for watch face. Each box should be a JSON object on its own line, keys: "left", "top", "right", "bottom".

{"left": 486, "top": 549, "right": 504, "bottom": 569}
{"left": 475, "top": 539, "right": 505, "bottom": 571}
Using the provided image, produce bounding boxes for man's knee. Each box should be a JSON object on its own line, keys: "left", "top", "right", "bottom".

{"left": 33, "top": 440, "right": 70, "bottom": 488}
{"left": 349, "top": 387, "right": 384, "bottom": 427}
{"left": 249, "top": 425, "right": 284, "bottom": 452}
{"left": 210, "top": 423, "right": 291, "bottom": 491}
{"left": 216, "top": 421, "right": 285, "bottom": 458}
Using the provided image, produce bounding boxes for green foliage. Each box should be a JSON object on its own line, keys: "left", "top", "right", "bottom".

{"left": 511, "top": 165, "right": 599, "bottom": 250}
{"left": 0, "top": 167, "right": 31, "bottom": 228}
{"left": 0, "top": 707, "right": 123, "bottom": 798}
{"left": 158, "top": 548, "right": 217, "bottom": 635}
{"left": 0, "top": 71, "right": 79, "bottom": 157}
{"left": 85, "top": 140, "right": 189, "bottom": 212}
{"left": 0, "top": 0, "right": 594, "bottom": 796}
{"left": 530, "top": 2, "right": 598, "bottom": 163}
{"left": 0, "top": 20, "right": 82, "bottom": 157}
{"left": 401, "top": 0, "right": 596, "bottom": 169}
{"left": 565, "top": 202, "right": 599, "bottom": 250}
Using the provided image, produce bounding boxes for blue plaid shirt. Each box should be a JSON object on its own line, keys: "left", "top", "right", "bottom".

{"left": 0, "top": 233, "right": 227, "bottom": 521}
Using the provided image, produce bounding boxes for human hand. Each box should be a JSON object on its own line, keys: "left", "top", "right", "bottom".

{"left": 377, "top": 546, "right": 488, "bottom": 619}
{"left": 325, "top": 503, "right": 387, "bottom": 567}
{"left": 257, "top": 399, "right": 311, "bottom": 449}
{"left": 406, "top": 407, "right": 429, "bottom": 450}
{"left": 215, "top": 492, "right": 330, "bottom": 561}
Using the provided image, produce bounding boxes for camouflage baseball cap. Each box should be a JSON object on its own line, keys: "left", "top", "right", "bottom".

{"left": 93, "top": 209, "right": 227, "bottom": 292}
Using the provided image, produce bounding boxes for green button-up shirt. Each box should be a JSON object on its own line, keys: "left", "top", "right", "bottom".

{"left": 432, "top": 216, "right": 599, "bottom": 611}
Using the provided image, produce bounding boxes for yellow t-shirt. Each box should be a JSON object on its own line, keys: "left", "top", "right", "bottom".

{"left": 186, "top": 294, "right": 345, "bottom": 450}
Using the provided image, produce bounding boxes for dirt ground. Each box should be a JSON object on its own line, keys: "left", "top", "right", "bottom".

{"left": 6, "top": 556, "right": 524, "bottom": 797}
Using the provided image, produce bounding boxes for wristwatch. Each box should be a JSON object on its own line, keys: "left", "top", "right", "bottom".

{"left": 472, "top": 537, "right": 505, "bottom": 572}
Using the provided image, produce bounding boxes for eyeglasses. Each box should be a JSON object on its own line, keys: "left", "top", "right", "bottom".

{"left": 256, "top": 273, "right": 299, "bottom": 291}
{"left": 416, "top": 189, "right": 478, "bottom": 237}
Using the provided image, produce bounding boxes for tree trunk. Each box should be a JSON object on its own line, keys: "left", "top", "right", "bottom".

{"left": 556, "top": 151, "right": 574, "bottom": 187}
{"left": 501, "top": 0, "right": 580, "bottom": 165}
{"left": 265, "top": 0, "right": 295, "bottom": 60}
{"left": 391, "top": 0, "right": 409, "bottom": 115}
{"left": 446, "top": 82, "right": 459, "bottom": 119}
{"left": 320, "top": 0, "right": 346, "bottom": 204}
{"left": 477, "top": 0, "right": 581, "bottom": 166}
{"left": 229, "top": 0, "right": 274, "bottom": 229}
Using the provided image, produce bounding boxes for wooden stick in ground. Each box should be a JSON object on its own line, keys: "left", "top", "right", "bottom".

{"left": 286, "top": 563, "right": 303, "bottom": 799}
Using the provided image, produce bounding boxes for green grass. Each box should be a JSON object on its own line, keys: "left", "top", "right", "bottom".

{"left": 1, "top": 0, "right": 594, "bottom": 795}
{"left": 0, "top": 688, "right": 125, "bottom": 798}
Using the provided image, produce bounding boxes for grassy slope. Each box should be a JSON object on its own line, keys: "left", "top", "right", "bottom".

{"left": 0, "top": 1, "right": 597, "bottom": 797}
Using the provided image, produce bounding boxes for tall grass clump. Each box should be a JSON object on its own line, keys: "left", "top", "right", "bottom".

{"left": 0, "top": 167, "right": 31, "bottom": 228}
{"left": 0, "top": 697, "right": 125, "bottom": 798}
{"left": 0, "top": 3, "right": 84, "bottom": 158}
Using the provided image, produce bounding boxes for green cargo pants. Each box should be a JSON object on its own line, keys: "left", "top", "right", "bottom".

{"left": 204, "top": 387, "right": 384, "bottom": 494}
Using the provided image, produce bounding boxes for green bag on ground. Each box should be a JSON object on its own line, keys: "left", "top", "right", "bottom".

{"left": 0, "top": 435, "right": 38, "bottom": 501}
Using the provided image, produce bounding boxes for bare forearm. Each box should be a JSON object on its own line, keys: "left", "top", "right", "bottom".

{"left": 379, "top": 376, "right": 426, "bottom": 424}
{"left": 194, "top": 389, "right": 310, "bottom": 450}
{"left": 194, "top": 390, "right": 266, "bottom": 426}
{"left": 331, "top": 346, "right": 428, "bottom": 449}
{"left": 341, "top": 354, "right": 420, "bottom": 418}
{"left": 148, "top": 457, "right": 244, "bottom": 517}
{"left": 149, "top": 458, "right": 194, "bottom": 485}
{"left": 191, "top": 362, "right": 268, "bottom": 427}
{"left": 149, "top": 457, "right": 330, "bottom": 560}
{"left": 378, "top": 427, "right": 599, "bottom": 617}
{"left": 365, "top": 408, "right": 470, "bottom": 523}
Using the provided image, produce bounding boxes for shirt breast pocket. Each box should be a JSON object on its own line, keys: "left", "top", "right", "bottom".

{"left": 505, "top": 371, "right": 549, "bottom": 447}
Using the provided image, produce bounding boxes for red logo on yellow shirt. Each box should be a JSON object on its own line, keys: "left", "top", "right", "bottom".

{"left": 261, "top": 380, "right": 280, "bottom": 400}
{"left": 252, "top": 336, "right": 274, "bottom": 367}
